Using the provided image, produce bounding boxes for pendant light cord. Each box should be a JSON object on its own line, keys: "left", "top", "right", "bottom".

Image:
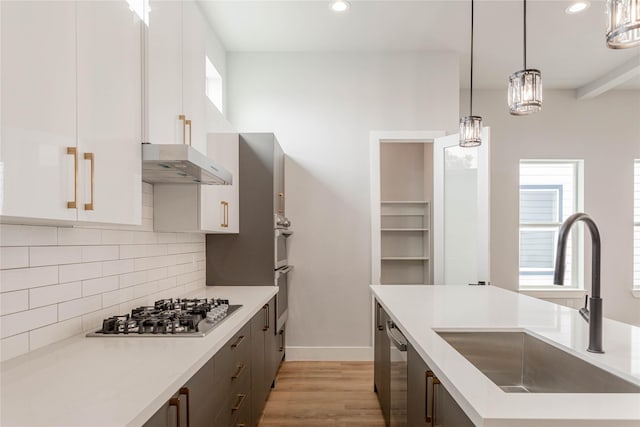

{"left": 470, "top": 0, "right": 474, "bottom": 116}
{"left": 523, "top": 0, "right": 527, "bottom": 69}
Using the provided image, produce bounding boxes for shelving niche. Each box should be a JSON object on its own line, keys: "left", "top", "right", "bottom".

{"left": 379, "top": 143, "right": 433, "bottom": 285}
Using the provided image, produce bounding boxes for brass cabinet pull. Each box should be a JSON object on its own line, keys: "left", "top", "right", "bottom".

{"left": 230, "top": 335, "right": 245, "bottom": 349}
{"left": 185, "top": 119, "right": 192, "bottom": 146}
{"left": 231, "top": 363, "right": 246, "bottom": 380}
{"left": 220, "top": 201, "right": 229, "bottom": 228}
{"left": 432, "top": 376, "right": 441, "bottom": 425}
{"left": 178, "top": 387, "right": 190, "bottom": 427}
{"left": 279, "top": 329, "right": 285, "bottom": 352}
{"left": 231, "top": 393, "right": 246, "bottom": 412}
{"left": 83, "top": 152, "right": 95, "bottom": 210}
{"left": 169, "top": 396, "right": 181, "bottom": 427}
{"left": 67, "top": 147, "right": 78, "bottom": 209}
{"left": 425, "top": 370, "right": 434, "bottom": 424}
{"left": 178, "top": 115, "right": 186, "bottom": 144}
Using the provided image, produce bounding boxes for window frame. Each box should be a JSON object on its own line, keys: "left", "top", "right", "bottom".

{"left": 518, "top": 160, "right": 584, "bottom": 290}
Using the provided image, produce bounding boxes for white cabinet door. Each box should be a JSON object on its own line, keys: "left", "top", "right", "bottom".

{"left": 181, "top": 0, "right": 207, "bottom": 154}
{"left": 201, "top": 133, "right": 239, "bottom": 233}
{"left": 433, "top": 129, "right": 490, "bottom": 286}
{"left": 146, "top": 0, "right": 183, "bottom": 145}
{"left": 76, "top": 1, "right": 142, "bottom": 225}
{"left": 0, "top": 1, "right": 77, "bottom": 221}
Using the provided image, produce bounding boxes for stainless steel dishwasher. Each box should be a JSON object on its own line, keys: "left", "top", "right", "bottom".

{"left": 387, "top": 320, "right": 408, "bottom": 427}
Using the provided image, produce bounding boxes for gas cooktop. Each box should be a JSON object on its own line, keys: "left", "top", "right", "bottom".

{"left": 86, "top": 298, "right": 242, "bottom": 337}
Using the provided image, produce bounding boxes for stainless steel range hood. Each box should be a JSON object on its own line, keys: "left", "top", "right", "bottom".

{"left": 142, "top": 143, "right": 232, "bottom": 185}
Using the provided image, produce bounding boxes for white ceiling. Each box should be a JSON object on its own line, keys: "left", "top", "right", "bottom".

{"left": 198, "top": 0, "right": 640, "bottom": 91}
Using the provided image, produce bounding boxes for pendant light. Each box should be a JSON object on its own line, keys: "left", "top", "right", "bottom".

{"left": 607, "top": 0, "right": 640, "bottom": 48}
{"left": 508, "top": 0, "right": 542, "bottom": 116}
{"left": 460, "top": 0, "right": 483, "bottom": 148}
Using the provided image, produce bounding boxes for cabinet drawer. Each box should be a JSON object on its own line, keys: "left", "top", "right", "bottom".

{"left": 213, "top": 323, "right": 251, "bottom": 416}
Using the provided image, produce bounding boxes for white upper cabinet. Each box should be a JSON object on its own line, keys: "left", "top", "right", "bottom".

{"left": 1, "top": 1, "right": 77, "bottom": 222}
{"left": 153, "top": 133, "right": 239, "bottom": 233}
{"left": 146, "top": 0, "right": 207, "bottom": 154}
{"left": 0, "top": 0, "right": 142, "bottom": 225}
{"left": 76, "top": 1, "right": 142, "bottom": 224}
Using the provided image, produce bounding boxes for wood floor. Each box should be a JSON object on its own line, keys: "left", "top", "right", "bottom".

{"left": 258, "top": 361, "right": 386, "bottom": 427}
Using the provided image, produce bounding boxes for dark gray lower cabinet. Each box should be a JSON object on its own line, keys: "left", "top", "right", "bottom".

{"left": 250, "top": 296, "right": 282, "bottom": 426}
{"left": 373, "top": 300, "right": 390, "bottom": 426}
{"left": 407, "top": 344, "right": 474, "bottom": 427}
{"left": 144, "top": 299, "right": 283, "bottom": 427}
{"left": 143, "top": 358, "right": 215, "bottom": 427}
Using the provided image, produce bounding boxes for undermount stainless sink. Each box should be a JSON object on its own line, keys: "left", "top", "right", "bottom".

{"left": 436, "top": 331, "right": 640, "bottom": 393}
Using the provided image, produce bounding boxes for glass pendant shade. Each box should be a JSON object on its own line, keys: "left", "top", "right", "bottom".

{"left": 508, "top": 69, "right": 542, "bottom": 115}
{"left": 607, "top": 0, "right": 640, "bottom": 48}
{"left": 459, "top": 115, "right": 483, "bottom": 147}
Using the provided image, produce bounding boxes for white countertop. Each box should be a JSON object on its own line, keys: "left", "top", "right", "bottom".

{"left": 371, "top": 285, "right": 640, "bottom": 427}
{"left": 0, "top": 286, "right": 278, "bottom": 427}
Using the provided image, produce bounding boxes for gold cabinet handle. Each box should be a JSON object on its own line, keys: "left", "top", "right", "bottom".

{"left": 429, "top": 371, "right": 441, "bottom": 427}
{"left": 169, "top": 396, "right": 181, "bottom": 427}
{"left": 231, "top": 393, "right": 247, "bottom": 412}
{"left": 178, "top": 387, "right": 190, "bottom": 427}
{"left": 375, "top": 302, "right": 383, "bottom": 331}
{"left": 67, "top": 147, "right": 78, "bottom": 209}
{"left": 425, "top": 370, "right": 434, "bottom": 424}
{"left": 220, "top": 201, "right": 229, "bottom": 228}
{"left": 230, "top": 335, "right": 245, "bottom": 349}
{"left": 83, "top": 152, "right": 95, "bottom": 210}
{"left": 279, "top": 329, "right": 285, "bottom": 352}
{"left": 185, "top": 119, "right": 192, "bottom": 146}
{"left": 178, "top": 115, "right": 186, "bottom": 145}
{"left": 231, "top": 363, "right": 246, "bottom": 380}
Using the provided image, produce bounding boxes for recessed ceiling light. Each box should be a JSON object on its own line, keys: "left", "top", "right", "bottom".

{"left": 565, "top": 1, "right": 590, "bottom": 14}
{"left": 330, "top": 0, "right": 350, "bottom": 13}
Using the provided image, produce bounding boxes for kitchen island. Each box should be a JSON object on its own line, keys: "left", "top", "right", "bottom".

{"left": 371, "top": 284, "right": 640, "bottom": 427}
{"left": 0, "top": 286, "right": 277, "bottom": 427}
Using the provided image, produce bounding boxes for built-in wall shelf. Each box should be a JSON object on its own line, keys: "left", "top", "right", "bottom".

{"left": 375, "top": 142, "right": 434, "bottom": 286}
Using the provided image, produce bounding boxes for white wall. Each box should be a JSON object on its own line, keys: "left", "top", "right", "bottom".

{"left": 462, "top": 89, "right": 640, "bottom": 325}
{"left": 0, "top": 183, "right": 207, "bottom": 361}
{"left": 228, "top": 52, "right": 459, "bottom": 359}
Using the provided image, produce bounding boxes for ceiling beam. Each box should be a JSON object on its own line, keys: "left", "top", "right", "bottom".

{"left": 576, "top": 55, "right": 640, "bottom": 100}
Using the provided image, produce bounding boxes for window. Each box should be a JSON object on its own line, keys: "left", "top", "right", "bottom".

{"left": 519, "top": 161, "right": 583, "bottom": 288}
{"left": 634, "top": 160, "right": 640, "bottom": 289}
{"left": 205, "top": 56, "right": 223, "bottom": 113}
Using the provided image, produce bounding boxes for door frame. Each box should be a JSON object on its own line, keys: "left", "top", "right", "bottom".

{"left": 369, "top": 130, "right": 446, "bottom": 286}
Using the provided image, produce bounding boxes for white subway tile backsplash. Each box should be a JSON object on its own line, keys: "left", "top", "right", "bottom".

{"left": 59, "top": 262, "right": 102, "bottom": 284}
{"left": 30, "top": 246, "right": 82, "bottom": 267}
{"left": 0, "top": 224, "right": 58, "bottom": 247}
{"left": 58, "top": 295, "right": 102, "bottom": 321}
{"left": 29, "top": 317, "right": 82, "bottom": 351}
{"left": 102, "top": 259, "right": 134, "bottom": 277}
{"left": 1, "top": 247, "right": 29, "bottom": 269}
{"left": 58, "top": 228, "right": 101, "bottom": 246}
{"left": 134, "top": 255, "right": 175, "bottom": 272}
{"left": 1, "top": 305, "right": 57, "bottom": 339}
{"left": 119, "top": 271, "right": 147, "bottom": 289}
{"left": 82, "top": 246, "right": 119, "bottom": 263}
{"left": 0, "top": 290, "right": 29, "bottom": 315}
{"left": 82, "top": 276, "right": 118, "bottom": 297}
{"left": 0, "top": 266, "right": 59, "bottom": 293}
{"left": 101, "top": 230, "right": 135, "bottom": 245}
{"left": 0, "top": 333, "right": 29, "bottom": 362}
{"left": 30, "top": 282, "right": 82, "bottom": 309}
{"left": 0, "top": 187, "right": 208, "bottom": 360}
